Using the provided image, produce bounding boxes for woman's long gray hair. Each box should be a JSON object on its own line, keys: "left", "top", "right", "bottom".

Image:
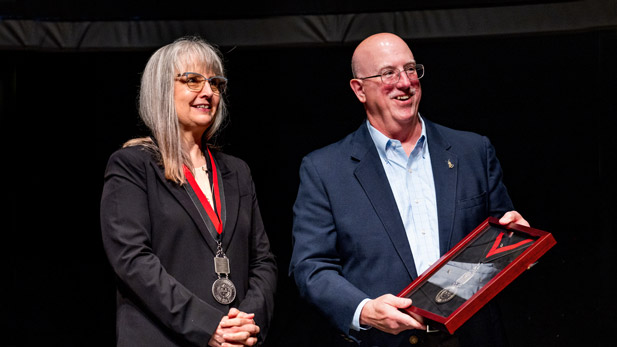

{"left": 125, "top": 36, "right": 228, "bottom": 183}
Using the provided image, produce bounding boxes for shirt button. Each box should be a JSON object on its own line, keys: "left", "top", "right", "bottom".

{"left": 408, "top": 168, "right": 413, "bottom": 173}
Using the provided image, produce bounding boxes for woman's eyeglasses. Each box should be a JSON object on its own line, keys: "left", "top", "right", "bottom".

{"left": 176, "top": 72, "right": 228, "bottom": 94}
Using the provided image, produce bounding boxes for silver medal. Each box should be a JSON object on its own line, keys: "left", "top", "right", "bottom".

{"left": 435, "top": 286, "right": 457, "bottom": 304}
{"left": 435, "top": 263, "right": 481, "bottom": 304}
{"left": 212, "top": 252, "right": 236, "bottom": 305}
{"left": 212, "top": 277, "right": 236, "bottom": 305}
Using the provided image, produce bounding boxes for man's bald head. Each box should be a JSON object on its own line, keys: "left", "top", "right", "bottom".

{"left": 351, "top": 33, "right": 412, "bottom": 78}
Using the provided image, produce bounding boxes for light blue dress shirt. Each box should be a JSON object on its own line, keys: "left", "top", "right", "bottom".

{"left": 351, "top": 117, "right": 440, "bottom": 331}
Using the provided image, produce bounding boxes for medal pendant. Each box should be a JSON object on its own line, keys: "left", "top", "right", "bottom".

{"left": 212, "top": 277, "right": 236, "bottom": 305}
{"left": 214, "top": 255, "right": 230, "bottom": 274}
{"left": 435, "top": 286, "right": 457, "bottom": 304}
{"left": 213, "top": 254, "right": 236, "bottom": 304}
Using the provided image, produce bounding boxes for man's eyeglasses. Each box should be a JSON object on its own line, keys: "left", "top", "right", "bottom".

{"left": 176, "top": 72, "right": 228, "bottom": 94}
{"left": 357, "top": 64, "right": 424, "bottom": 85}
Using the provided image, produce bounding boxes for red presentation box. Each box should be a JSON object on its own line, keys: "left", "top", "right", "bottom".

{"left": 397, "top": 217, "right": 556, "bottom": 334}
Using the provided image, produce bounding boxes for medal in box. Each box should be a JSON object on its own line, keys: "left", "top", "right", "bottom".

{"left": 397, "top": 217, "right": 556, "bottom": 334}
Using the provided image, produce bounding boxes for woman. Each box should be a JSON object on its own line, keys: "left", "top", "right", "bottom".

{"left": 100, "top": 36, "right": 277, "bottom": 347}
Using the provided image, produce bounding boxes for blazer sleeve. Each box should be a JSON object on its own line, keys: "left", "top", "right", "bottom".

{"left": 484, "top": 136, "right": 515, "bottom": 217}
{"left": 289, "top": 155, "right": 369, "bottom": 335}
{"left": 235, "top": 165, "right": 278, "bottom": 343}
{"left": 100, "top": 148, "right": 223, "bottom": 346}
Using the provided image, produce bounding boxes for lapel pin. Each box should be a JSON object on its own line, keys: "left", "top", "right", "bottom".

{"left": 447, "top": 159, "right": 454, "bottom": 169}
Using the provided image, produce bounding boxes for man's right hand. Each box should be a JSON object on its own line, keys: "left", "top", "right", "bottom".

{"left": 360, "top": 294, "right": 426, "bottom": 335}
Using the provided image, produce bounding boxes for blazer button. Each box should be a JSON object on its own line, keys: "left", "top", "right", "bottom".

{"left": 409, "top": 335, "right": 419, "bottom": 344}
{"left": 339, "top": 334, "right": 355, "bottom": 343}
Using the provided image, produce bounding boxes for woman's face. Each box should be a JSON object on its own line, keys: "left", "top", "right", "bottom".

{"left": 174, "top": 67, "right": 221, "bottom": 137}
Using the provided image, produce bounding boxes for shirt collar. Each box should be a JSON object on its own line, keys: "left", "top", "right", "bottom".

{"left": 367, "top": 115, "right": 428, "bottom": 160}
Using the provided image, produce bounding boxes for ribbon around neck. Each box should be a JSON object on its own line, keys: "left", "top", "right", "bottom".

{"left": 183, "top": 147, "right": 223, "bottom": 235}
{"left": 485, "top": 232, "right": 533, "bottom": 258}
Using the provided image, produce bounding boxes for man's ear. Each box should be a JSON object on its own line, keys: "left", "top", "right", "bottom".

{"left": 349, "top": 79, "right": 366, "bottom": 103}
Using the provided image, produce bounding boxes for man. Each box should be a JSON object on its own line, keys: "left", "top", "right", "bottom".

{"left": 289, "top": 33, "right": 528, "bottom": 346}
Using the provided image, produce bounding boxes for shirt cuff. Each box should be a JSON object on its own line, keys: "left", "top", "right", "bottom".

{"left": 350, "top": 298, "right": 371, "bottom": 331}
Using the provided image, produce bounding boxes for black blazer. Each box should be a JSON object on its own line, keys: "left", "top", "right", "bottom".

{"left": 101, "top": 145, "right": 277, "bottom": 346}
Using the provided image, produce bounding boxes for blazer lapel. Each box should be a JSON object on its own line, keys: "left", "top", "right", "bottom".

{"left": 150, "top": 151, "right": 239, "bottom": 255}
{"left": 351, "top": 124, "right": 419, "bottom": 279}
{"left": 212, "top": 152, "right": 240, "bottom": 254}
{"left": 150, "top": 161, "right": 219, "bottom": 254}
{"left": 425, "top": 120, "right": 458, "bottom": 255}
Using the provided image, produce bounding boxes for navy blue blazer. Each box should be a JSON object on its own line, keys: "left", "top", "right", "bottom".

{"left": 289, "top": 119, "right": 514, "bottom": 346}
{"left": 101, "top": 145, "right": 277, "bottom": 346}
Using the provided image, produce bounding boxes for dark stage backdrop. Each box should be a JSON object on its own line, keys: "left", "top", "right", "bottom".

{"left": 1, "top": 29, "right": 615, "bottom": 346}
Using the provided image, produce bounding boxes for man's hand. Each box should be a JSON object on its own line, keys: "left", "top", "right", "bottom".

{"left": 499, "top": 210, "right": 529, "bottom": 227}
{"left": 359, "top": 294, "right": 426, "bottom": 335}
{"left": 208, "top": 308, "right": 260, "bottom": 347}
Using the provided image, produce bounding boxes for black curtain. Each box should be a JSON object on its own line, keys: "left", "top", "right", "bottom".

{"left": 1, "top": 25, "right": 615, "bottom": 346}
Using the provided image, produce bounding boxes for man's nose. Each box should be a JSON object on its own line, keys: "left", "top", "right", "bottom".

{"left": 396, "top": 70, "right": 413, "bottom": 88}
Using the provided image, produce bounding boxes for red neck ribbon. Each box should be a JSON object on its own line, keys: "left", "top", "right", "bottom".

{"left": 485, "top": 232, "right": 533, "bottom": 258}
{"left": 183, "top": 147, "right": 223, "bottom": 235}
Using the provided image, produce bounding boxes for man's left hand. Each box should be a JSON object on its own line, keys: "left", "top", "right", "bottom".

{"left": 498, "top": 210, "right": 529, "bottom": 227}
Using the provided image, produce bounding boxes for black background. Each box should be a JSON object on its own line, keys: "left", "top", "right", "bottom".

{"left": 1, "top": 2, "right": 616, "bottom": 346}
